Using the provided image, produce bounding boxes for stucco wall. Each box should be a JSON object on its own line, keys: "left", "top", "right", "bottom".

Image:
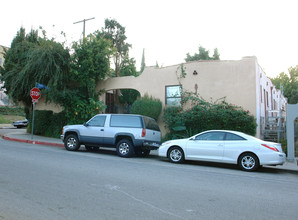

{"left": 35, "top": 97, "right": 63, "bottom": 113}
{"left": 97, "top": 57, "right": 259, "bottom": 135}
{"left": 180, "top": 57, "right": 257, "bottom": 116}
{"left": 98, "top": 57, "right": 257, "bottom": 114}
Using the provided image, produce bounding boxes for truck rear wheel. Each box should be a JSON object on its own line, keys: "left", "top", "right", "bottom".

{"left": 116, "top": 139, "right": 134, "bottom": 158}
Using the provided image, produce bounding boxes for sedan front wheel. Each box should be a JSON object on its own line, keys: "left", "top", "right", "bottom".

{"left": 168, "top": 147, "right": 184, "bottom": 163}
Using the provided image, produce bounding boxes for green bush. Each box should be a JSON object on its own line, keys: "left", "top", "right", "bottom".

{"left": 45, "top": 112, "right": 68, "bottom": 137}
{"left": 28, "top": 110, "right": 67, "bottom": 138}
{"left": 131, "top": 95, "right": 162, "bottom": 121}
{"left": 163, "top": 93, "right": 257, "bottom": 140}
{"left": 0, "top": 106, "right": 25, "bottom": 116}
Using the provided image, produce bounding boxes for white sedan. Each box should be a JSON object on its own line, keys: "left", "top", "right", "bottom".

{"left": 158, "top": 130, "right": 286, "bottom": 171}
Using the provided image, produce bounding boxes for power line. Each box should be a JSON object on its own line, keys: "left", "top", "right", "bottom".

{"left": 73, "top": 17, "right": 95, "bottom": 38}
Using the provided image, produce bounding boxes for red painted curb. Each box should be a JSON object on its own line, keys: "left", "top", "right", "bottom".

{"left": 2, "top": 135, "right": 64, "bottom": 148}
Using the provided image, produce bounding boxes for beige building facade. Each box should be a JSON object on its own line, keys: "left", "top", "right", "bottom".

{"left": 36, "top": 56, "right": 286, "bottom": 139}
{"left": 97, "top": 56, "right": 287, "bottom": 138}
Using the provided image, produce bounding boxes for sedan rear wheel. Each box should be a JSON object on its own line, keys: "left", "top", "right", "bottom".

{"left": 239, "top": 153, "right": 259, "bottom": 171}
{"left": 168, "top": 147, "right": 184, "bottom": 163}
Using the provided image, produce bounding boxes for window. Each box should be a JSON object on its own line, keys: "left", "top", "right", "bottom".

{"left": 225, "top": 133, "right": 246, "bottom": 141}
{"left": 110, "top": 115, "right": 142, "bottom": 128}
{"left": 195, "top": 132, "right": 225, "bottom": 141}
{"left": 143, "top": 116, "right": 160, "bottom": 131}
{"left": 88, "top": 115, "right": 106, "bottom": 127}
{"left": 260, "top": 86, "right": 263, "bottom": 103}
{"left": 266, "top": 91, "right": 269, "bottom": 107}
{"left": 166, "top": 85, "right": 182, "bottom": 106}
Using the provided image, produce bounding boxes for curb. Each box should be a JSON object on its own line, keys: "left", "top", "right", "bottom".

{"left": 2, "top": 135, "right": 64, "bottom": 148}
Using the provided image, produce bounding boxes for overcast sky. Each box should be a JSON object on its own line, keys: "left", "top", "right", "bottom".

{"left": 1, "top": 0, "right": 298, "bottom": 77}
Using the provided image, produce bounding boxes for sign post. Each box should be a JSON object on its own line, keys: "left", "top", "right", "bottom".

{"left": 30, "top": 87, "right": 41, "bottom": 140}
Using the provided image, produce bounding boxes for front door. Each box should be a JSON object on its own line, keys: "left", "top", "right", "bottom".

{"left": 80, "top": 115, "right": 106, "bottom": 145}
{"left": 186, "top": 131, "right": 225, "bottom": 162}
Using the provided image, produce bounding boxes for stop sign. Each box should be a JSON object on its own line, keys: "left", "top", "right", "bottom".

{"left": 30, "top": 87, "right": 41, "bottom": 102}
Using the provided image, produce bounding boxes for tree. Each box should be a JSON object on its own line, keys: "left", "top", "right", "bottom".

{"left": 185, "top": 45, "right": 220, "bottom": 62}
{"left": 58, "top": 31, "right": 113, "bottom": 123}
{"left": 102, "top": 18, "right": 131, "bottom": 77}
{"left": 140, "top": 48, "right": 146, "bottom": 73}
{"left": 118, "top": 54, "right": 140, "bottom": 107}
{"left": 1, "top": 28, "right": 72, "bottom": 118}
{"left": 25, "top": 39, "right": 70, "bottom": 91}
{"left": 1, "top": 27, "right": 113, "bottom": 124}
{"left": 1, "top": 28, "right": 42, "bottom": 115}
{"left": 270, "top": 66, "right": 298, "bottom": 104}
{"left": 119, "top": 55, "right": 138, "bottom": 77}
{"left": 212, "top": 48, "right": 220, "bottom": 60}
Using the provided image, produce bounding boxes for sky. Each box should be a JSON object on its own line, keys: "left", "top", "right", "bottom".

{"left": 1, "top": 0, "right": 298, "bottom": 77}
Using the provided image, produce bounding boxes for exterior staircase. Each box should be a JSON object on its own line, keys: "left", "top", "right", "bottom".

{"left": 263, "top": 110, "right": 285, "bottom": 143}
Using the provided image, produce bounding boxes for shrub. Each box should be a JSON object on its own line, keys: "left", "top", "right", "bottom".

{"left": 131, "top": 95, "right": 162, "bottom": 121}
{"left": 45, "top": 112, "right": 68, "bottom": 138}
{"left": 0, "top": 106, "right": 25, "bottom": 116}
{"left": 28, "top": 110, "right": 53, "bottom": 135}
{"left": 163, "top": 92, "right": 257, "bottom": 140}
{"left": 28, "top": 110, "right": 67, "bottom": 138}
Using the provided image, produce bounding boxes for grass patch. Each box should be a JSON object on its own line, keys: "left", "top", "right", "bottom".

{"left": 0, "top": 114, "right": 26, "bottom": 124}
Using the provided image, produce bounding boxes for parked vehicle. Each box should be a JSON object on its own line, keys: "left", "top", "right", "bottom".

{"left": 61, "top": 114, "right": 161, "bottom": 158}
{"left": 12, "top": 119, "right": 28, "bottom": 128}
{"left": 158, "top": 130, "right": 286, "bottom": 171}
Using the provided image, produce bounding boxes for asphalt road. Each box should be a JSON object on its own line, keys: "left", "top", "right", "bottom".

{"left": 0, "top": 137, "right": 298, "bottom": 220}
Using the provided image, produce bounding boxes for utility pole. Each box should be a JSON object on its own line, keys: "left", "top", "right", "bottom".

{"left": 73, "top": 17, "right": 95, "bottom": 38}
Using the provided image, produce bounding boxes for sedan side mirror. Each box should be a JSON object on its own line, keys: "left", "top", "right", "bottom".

{"left": 83, "top": 122, "right": 89, "bottom": 127}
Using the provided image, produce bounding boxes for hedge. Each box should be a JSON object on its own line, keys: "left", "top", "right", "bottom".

{"left": 131, "top": 95, "right": 162, "bottom": 121}
{"left": 163, "top": 93, "right": 257, "bottom": 140}
{"left": 28, "top": 110, "right": 67, "bottom": 138}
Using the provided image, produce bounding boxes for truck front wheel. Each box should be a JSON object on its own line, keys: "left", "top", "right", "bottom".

{"left": 64, "top": 134, "right": 80, "bottom": 151}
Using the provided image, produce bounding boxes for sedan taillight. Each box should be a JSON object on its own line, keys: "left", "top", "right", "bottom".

{"left": 261, "top": 144, "right": 279, "bottom": 152}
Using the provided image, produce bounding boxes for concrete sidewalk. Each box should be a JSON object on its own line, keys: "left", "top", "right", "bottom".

{"left": 1, "top": 125, "right": 298, "bottom": 172}
{"left": 1, "top": 124, "right": 63, "bottom": 147}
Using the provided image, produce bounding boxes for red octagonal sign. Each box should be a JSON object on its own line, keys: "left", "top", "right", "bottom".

{"left": 30, "top": 87, "right": 41, "bottom": 102}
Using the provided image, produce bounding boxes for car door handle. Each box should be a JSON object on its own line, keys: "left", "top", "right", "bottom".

{"left": 101, "top": 129, "right": 104, "bottom": 131}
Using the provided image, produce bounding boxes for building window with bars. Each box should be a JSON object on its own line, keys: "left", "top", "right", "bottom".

{"left": 165, "top": 85, "right": 182, "bottom": 106}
